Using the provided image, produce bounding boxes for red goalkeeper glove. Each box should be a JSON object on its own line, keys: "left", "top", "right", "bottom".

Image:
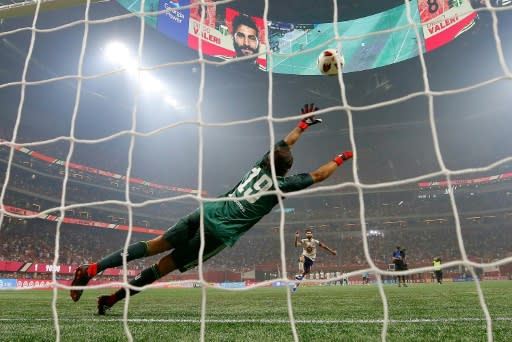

{"left": 333, "top": 151, "right": 353, "bottom": 166}
{"left": 298, "top": 103, "right": 322, "bottom": 130}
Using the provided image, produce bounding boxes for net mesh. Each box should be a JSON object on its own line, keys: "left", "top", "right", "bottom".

{"left": 0, "top": 1, "right": 511, "bottom": 341}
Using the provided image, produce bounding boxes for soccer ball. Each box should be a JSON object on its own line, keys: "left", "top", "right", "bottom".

{"left": 316, "top": 49, "right": 344, "bottom": 76}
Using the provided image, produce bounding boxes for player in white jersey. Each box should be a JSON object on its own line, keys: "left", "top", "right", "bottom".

{"left": 292, "top": 230, "right": 336, "bottom": 292}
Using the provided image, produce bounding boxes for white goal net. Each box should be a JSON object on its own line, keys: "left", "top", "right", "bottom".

{"left": 1, "top": 1, "right": 511, "bottom": 341}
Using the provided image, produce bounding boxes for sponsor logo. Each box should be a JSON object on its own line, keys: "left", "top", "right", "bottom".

{"left": 45, "top": 264, "right": 61, "bottom": 272}
{"left": 193, "top": 23, "right": 221, "bottom": 44}
{"left": 426, "top": 15, "right": 459, "bottom": 34}
{"left": 164, "top": 2, "right": 185, "bottom": 24}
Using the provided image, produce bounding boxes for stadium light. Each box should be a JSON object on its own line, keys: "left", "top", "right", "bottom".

{"left": 124, "top": 59, "right": 138, "bottom": 74}
{"left": 103, "top": 41, "right": 182, "bottom": 109}
{"left": 140, "top": 73, "right": 163, "bottom": 92}
{"left": 164, "top": 96, "right": 178, "bottom": 107}
{"left": 104, "top": 41, "right": 131, "bottom": 65}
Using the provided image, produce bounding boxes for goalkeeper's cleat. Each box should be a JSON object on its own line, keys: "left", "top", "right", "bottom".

{"left": 295, "top": 274, "right": 304, "bottom": 281}
{"left": 97, "top": 295, "right": 113, "bottom": 316}
{"left": 70, "top": 265, "right": 92, "bottom": 302}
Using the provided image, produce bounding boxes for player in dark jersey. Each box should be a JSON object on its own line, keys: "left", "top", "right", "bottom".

{"left": 392, "top": 246, "right": 407, "bottom": 287}
{"left": 69, "top": 103, "right": 353, "bottom": 315}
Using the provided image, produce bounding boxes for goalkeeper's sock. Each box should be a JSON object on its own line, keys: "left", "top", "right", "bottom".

{"left": 113, "top": 264, "right": 162, "bottom": 303}
{"left": 96, "top": 241, "right": 149, "bottom": 273}
{"left": 86, "top": 263, "right": 98, "bottom": 278}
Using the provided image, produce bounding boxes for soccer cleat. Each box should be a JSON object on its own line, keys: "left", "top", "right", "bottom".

{"left": 70, "top": 265, "right": 92, "bottom": 302}
{"left": 291, "top": 285, "right": 298, "bottom": 294}
{"left": 97, "top": 295, "right": 113, "bottom": 315}
{"left": 295, "top": 275, "right": 304, "bottom": 281}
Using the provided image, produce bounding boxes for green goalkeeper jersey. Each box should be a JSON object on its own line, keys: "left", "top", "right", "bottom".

{"left": 204, "top": 140, "right": 314, "bottom": 247}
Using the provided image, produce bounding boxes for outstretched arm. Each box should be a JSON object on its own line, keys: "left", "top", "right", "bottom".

{"left": 283, "top": 126, "right": 304, "bottom": 148}
{"left": 319, "top": 242, "right": 337, "bottom": 256}
{"left": 310, "top": 152, "right": 353, "bottom": 183}
{"left": 284, "top": 103, "right": 322, "bottom": 147}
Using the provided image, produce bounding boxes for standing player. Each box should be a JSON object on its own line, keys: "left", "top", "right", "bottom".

{"left": 293, "top": 229, "right": 337, "bottom": 292}
{"left": 433, "top": 257, "right": 443, "bottom": 284}
{"left": 361, "top": 271, "right": 369, "bottom": 285}
{"left": 392, "top": 246, "right": 407, "bottom": 287}
{"left": 69, "top": 103, "right": 353, "bottom": 315}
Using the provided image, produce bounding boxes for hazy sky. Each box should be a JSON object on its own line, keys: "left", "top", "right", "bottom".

{"left": 0, "top": 1, "right": 511, "bottom": 195}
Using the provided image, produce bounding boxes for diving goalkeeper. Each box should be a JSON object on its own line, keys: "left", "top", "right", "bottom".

{"left": 70, "top": 103, "right": 353, "bottom": 315}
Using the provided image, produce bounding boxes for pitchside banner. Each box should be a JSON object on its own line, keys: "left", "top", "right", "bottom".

{"left": 0, "top": 261, "right": 139, "bottom": 276}
{"left": 417, "top": 0, "right": 477, "bottom": 51}
{"left": 0, "top": 279, "right": 17, "bottom": 288}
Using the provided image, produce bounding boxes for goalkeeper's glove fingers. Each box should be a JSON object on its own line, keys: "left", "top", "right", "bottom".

{"left": 300, "top": 103, "right": 319, "bottom": 115}
{"left": 333, "top": 151, "right": 353, "bottom": 166}
{"left": 298, "top": 103, "right": 322, "bottom": 130}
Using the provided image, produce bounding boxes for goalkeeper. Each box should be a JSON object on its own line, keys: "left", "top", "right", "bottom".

{"left": 69, "top": 103, "right": 354, "bottom": 315}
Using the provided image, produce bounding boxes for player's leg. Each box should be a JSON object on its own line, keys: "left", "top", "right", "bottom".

{"left": 435, "top": 270, "right": 443, "bottom": 284}
{"left": 296, "top": 257, "right": 313, "bottom": 282}
{"left": 303, "top": 257, "right": 313, "bottom": 278}
{"left": 70, "top": 228, "right": 177, "bottom": 302}
{"left": 295, "top": 255, "right": 305, "bottom": 280}
{"left": 70, "top": 212, "right": 202, "bottom": 302}
{"left": 97, "top": 214, "right": 225, "bottom": 314}
{"left": 293, "top": 257, "right": 313, "bottom": 293}
{"left": 97, "top": 253, "right": 178, "bottom": 315}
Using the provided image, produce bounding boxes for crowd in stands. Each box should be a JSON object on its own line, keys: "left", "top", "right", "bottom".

{"left": 0, "top": 219, "right": 154, "bottom": 266}
{"left": 1, "top": 213, "right": 510, "bottom": 280}
{"left": 1, "top": 139, "right": 511, "bottom": 281}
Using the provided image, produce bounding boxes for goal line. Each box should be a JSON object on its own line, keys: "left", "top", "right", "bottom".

{"left": 2, "top": 317, "right": 512, "bottom": 324}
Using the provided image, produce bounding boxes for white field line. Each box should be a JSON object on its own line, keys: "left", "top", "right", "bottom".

{"left": 1, "top": 317, "right": 511, "bottom": 324}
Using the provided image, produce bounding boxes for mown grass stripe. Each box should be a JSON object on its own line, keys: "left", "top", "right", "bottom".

{"left": 1, "top": 317, "right": 511, "bottom": 324}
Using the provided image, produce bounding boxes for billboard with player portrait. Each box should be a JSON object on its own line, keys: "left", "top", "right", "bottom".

{"left": 224, "top": 8, "right": 267, "bottom": 69}
{"left": 155, "top": 0, "right": 267, "bottom": 69}
{"left": 116, "top": 0, "right": 481, "bottom": 75}
{"left": 187, "top": 5, "right": 267, "bottom": 69}
{"left": 417, "top": 0, "right": 477, "bottom": 51}
{"left": 186, "top": 0, "right": 233, "bottom": 61}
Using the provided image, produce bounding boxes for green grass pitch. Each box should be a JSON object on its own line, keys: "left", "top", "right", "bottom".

{"left": 1, "top": 281, "right": 511, "bottom": 341}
